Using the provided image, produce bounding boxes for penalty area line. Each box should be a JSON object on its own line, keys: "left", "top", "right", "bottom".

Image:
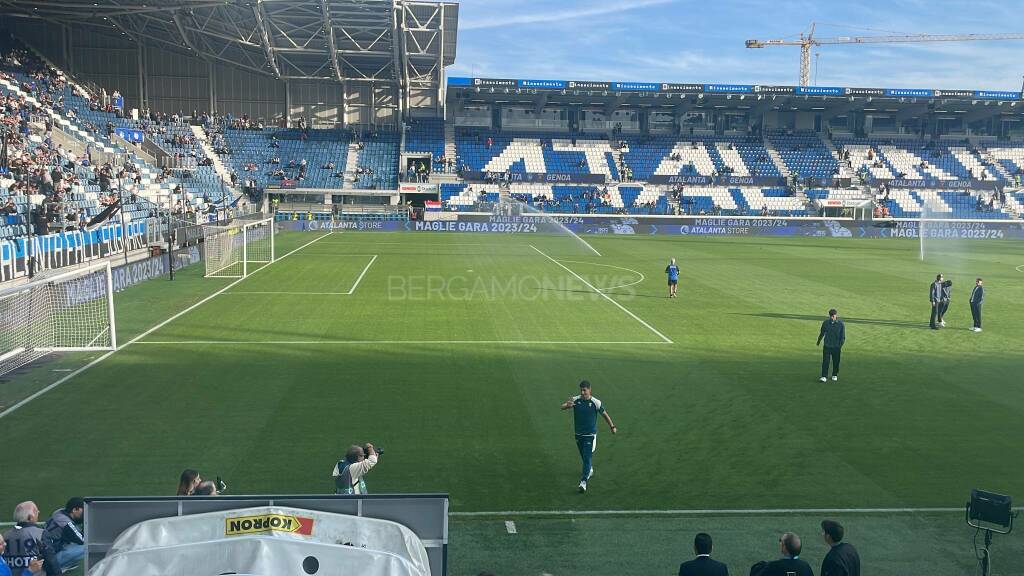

{"left": 531, "top": 245, "right": 672, "bottom": 344}
{"left": 347, "top": 254, "right": 378, "bottom": 295}
{"left": 0, "top": 231, "right": 336, "bottom": 421}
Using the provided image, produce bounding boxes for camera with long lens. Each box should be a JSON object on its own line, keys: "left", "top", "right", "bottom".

{"left": 363, "top": 445, "right": 383, "bottom": 458}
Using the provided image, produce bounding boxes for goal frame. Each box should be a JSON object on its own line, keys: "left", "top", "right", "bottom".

{"left": 203, "top": 217, "right": 276, "bottom": 279}
{"left": 0, "top": 261, "right": 117, "bottom": 375}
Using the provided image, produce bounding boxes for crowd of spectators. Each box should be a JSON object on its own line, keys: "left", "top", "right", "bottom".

{"left": 1, "top": 498, "right": 86, "bottom": 576}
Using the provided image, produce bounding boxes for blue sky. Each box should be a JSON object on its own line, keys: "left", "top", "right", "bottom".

{"left": 448, "top": 0, "right": 1024, "bottom": 91}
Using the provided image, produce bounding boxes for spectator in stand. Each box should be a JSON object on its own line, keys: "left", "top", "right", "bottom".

{"left": 2, "top": 198, "right": 15, "bottom": 224}
{"left": 820, "top": 520, "right": 860, "bottom": 576}
{"left": 2, "top": 502, "right": 46, "bottom": 576}
{"left": 42, "top": 498, "right": 85, "bottom": 572}
{"left": 751, "top": 532, "right": 813, "bottom": 576}
{"left": 678, "top": 532, "right": 728, "bottom": 576}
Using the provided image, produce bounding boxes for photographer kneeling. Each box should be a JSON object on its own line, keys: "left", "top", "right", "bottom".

{"left": 332, "top": 443, "right": 381, "bottom": 495}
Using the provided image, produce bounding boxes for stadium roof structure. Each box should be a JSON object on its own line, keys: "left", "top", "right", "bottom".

{"left": 447, "top": 77, "right": 1024, "bottom": 124}
{"left": 0, "top": 0, "right": 457, "bottom": 90}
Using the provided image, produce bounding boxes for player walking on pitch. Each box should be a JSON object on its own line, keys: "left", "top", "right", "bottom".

{"left": 561, "top": 380, "right": 616, "bottom": 493}
{"left": 666, "top": 258, "right": 680, "bottom": 298}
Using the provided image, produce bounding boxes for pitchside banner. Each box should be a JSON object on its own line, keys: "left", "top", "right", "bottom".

{"left": 281, "top": 217, "right": 1024, "bottom": 239}
{"left": 647, "top": 175, "right": 787, "bottom": 186}
{"left": 110, "top": 246, "right": 202, "bottom": 292}
{"left": 876, "top": 178, "right": 1002, "bottom": 191}
{"left": 462, "top": 171, "right": 606, "bottom": 184}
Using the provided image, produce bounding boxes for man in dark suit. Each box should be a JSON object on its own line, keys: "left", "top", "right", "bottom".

{"left": 929, "top": 274, "right": 944, "bottom": 330}
{"left": 969, "top": 278, "right": 984, "bottom": 333}
{"left": 679, "top": 532, "right": 728, "bottom": 576}
{"left": 752, "top": 532, "right": 813, "bottom": 576}
{"left": 816, "top": 308, "right": 846, "bottom": 383}
{"left": 820, "top": 520, "right": 860, "bottom": 576}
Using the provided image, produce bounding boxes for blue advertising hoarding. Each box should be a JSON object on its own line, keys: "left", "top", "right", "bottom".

{"left": 448, "top": 77, "right": 1022, "bottom": 101}
{"left": 280, "top": 215, "right": 1024, "bottom": 240}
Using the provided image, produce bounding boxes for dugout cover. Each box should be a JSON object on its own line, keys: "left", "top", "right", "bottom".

{"left": 88, "top": 536, "right": 425, "bottom": 576}
{"left": 92, "top": 506, "right": 430, "bottom": 576}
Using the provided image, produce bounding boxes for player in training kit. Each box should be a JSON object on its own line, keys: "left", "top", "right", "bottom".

{"left": 560, "top": 380, "right": 616, "bottom": 493}
{"left": 666, "top": 258, "right": 680, "bottom": 298}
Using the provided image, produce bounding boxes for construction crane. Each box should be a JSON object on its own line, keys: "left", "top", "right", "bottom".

{"left": 746, "top": 23, "right": 1024, "bottom": 86}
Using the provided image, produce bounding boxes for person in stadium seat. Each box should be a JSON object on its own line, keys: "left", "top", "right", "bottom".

{"left": 678, "top": 532, "right": 728, "bottom": 576}
{"left": 751, "top": 532, "right": 813, "bottom": 576}
{"left": 2, "top": 502, "right": 46, "bottom": 576}
{"left": 333, "top": 443, "right": 380, "bottom": 494}
{"left": 560, "top": 380, "right": 616, "bottom": 493}
{"left": 816, "top": 308, "right": 845, "bottom": 383}
{"left": 41, "top": 498, "right": 85, "bottom": 573}
{"left": 820, "top": 520, "right": 860, "bottom": 576}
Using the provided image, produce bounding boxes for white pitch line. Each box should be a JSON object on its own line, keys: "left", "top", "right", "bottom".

{"left": 451, "top": 506, "right": 1024, "bottom": 517}
{"left": 1016, "top": 264, "right": 1024, "bottom": 273}
{"left": 226, "top": 291, "right": 352, "bottom": 295}
{"left": 557, "top": 259, "right": 646, "bottom": 292}
{"left": 531, "top": 245, "right": 672, "bottom": 344}
{"left": 0, "top": 232, "right": 335, "bottom": 421}
{"left": 135, "top": 340, "right": 671, "bottom": 345}
{"left": 347, "top": 254, "right": 378, "bottom": 295}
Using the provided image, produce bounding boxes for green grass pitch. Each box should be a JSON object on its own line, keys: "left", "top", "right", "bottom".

{"left": 2, "top": 229, "right": 1023, "bottom": 574}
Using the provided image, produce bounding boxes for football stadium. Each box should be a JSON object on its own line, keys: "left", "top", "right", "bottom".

{"left": 0, "top": 1, "right": 1023, "bottom": 574}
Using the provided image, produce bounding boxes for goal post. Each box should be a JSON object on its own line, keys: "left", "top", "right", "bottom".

{"left": 203, "top": 217, "right": 275, "bottom": 278}
{"left": 0, "top": 261, "right": 116, "bottom": 377}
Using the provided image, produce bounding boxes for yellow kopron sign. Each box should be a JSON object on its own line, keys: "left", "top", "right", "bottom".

{"left": 225, "top": 513, "right": 315, "bottom": 536}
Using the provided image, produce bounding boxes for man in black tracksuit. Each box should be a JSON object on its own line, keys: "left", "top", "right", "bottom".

{"left": 929, "top": 274, "right": 944, "bottom": 329}
{"left": 969, "top": 278, "right": 984, "bottom": 332}
{"left": 817, "top": 308, "right": 845, "bottom": 382}
{"left": 937, "top": 279, "right": 953, "bottom": 327}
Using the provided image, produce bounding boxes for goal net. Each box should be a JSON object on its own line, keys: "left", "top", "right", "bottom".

{"left": 203, "top": 217, "right": 275, "bottom": 278}
{"left": 0, "top": 262, "right": 117, "bottom": 378}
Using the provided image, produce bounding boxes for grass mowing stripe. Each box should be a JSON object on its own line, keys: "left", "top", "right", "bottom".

{"left": 0, "top": 231, "right": 334, "bottom": 421}
{"left": 451, "top": 506, "right": 1024, "bottom": 517}
{"left": 347, "top": 254, "right": 378, "bottom": 294}
{"left": 134, "top": 340, "right": 675, "bottom": 345}
{"left": 0, "top": 507, "right": 1011, "bottom": 525}
{"left": 530, "top": 244, "right": 672, "bottom": 344}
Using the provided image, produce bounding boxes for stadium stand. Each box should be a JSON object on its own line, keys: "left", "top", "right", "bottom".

{"left": 766, "top": 129, "right": 840, "bottom": 178}
{"left": 405, "top": 117, "right": 446, "bottom": 173}
{"left": 218, "top": 127, "right": 350, "bottom": 190}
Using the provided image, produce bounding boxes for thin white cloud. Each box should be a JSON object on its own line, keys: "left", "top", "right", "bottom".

{"left": 459, "top": 0, "right": 675, "bottom": 31}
